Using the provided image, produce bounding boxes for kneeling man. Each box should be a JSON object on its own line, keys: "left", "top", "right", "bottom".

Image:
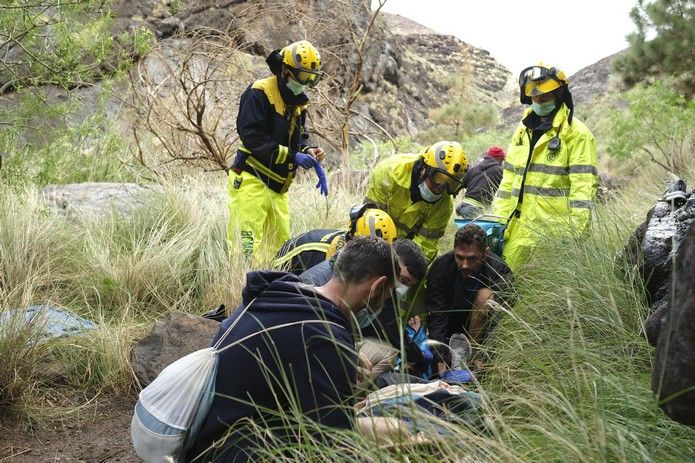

{"left": 188, "top": 236, "right": 398, "bottom": 462}
{"left": 426, "top": 224, "right": 513, "bottom": 373}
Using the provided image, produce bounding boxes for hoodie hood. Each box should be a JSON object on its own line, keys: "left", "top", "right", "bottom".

{"left": 240, "top": 270, "right": 302, "bottom": 306}
{"left": 215, "top": 270, "right": 352, "bottom": 344}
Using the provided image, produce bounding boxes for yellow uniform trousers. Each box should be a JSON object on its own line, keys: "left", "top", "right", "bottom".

{"left": 227, "top": 170, "right": 290, "bottom": 260}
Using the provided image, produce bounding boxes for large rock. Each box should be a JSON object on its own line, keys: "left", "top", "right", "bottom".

{"left": 131, "top": 311, "right": 220, "bottom": 388}
{"left": 620, "top": 181, "right": 695, "bottom": 345}
{"left": 41, "top": 182, "right": 154, "bottom": 217}
{"left": 652, "top": 221, "right": 695, "bottom": 425}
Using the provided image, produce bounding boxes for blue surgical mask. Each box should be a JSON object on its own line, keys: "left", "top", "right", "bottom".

{"left": 531, "top": 100, "right": 556, "bottom": 117}
{"left": 286, "top": 78, "right": 306, "bottom": 96}
{"left": 354, "top": 286, "right": 383, "bottom": 329}
{"left": 355, "top": 307, "right": 381, "bottom": 328}
{"left": 418, "top": 181, "right": 443, "bottom": 203}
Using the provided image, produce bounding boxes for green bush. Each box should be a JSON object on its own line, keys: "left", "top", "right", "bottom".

{"left": 605, "top": 80, "right": 695, "bottom": 176}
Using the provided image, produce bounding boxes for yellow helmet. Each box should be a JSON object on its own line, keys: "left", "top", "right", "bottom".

{"left": 280, "top": 40, "right": 323, "bottom": 87}
{"left": 420, "top": 141, "right": 469, "bottom": 195}
{"left": 348, "top": 203, "right": 397, "bottom": 243}
{"left": 519, "top": 63, "right": 568, "bottom": 104}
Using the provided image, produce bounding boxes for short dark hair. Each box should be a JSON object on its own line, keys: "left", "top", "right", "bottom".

{"left": 454, "top": 224, "right": 487, "bottom": 252}
{"left": 334, "top": 236, "right": 399, "bottom": 285}
{"left": 392, "top": 239, "right": 428, "bottom": 282}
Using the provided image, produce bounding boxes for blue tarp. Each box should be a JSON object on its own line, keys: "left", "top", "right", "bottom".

{"left": 0, "top": 304, "right": 97, "bottom": 340}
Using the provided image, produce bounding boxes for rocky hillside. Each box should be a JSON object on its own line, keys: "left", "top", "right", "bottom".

{"left": 1, "top": 0, "right": 622, "bottom": 162}
{"left": 106, "top": 1, "right": 517, "bottom": 139}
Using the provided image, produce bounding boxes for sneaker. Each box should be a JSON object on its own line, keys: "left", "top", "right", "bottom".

{"left": 449, "top": 333, "right": 471, "bottom": 370}
{"left": 661, "top": 179, "right": 688, "bottom": 207}
{"left": 202, "top": 304, "right": 226, "bottom": 322}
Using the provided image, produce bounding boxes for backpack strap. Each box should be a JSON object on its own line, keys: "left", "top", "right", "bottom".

{"left": 212, "top": 297, "right": 257, "bottom": 351}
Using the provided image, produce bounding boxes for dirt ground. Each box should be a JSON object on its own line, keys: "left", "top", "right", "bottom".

{"left": 0, "top": 398, "right": 140, "bottom": 463}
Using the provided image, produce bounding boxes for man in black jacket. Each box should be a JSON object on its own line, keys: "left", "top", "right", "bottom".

{"left": 187, "top": 236, "right": 398, "bottom": 462}
{"left": 456, "top": 146, "right": 505, "bottom": 219}
{"left": 426, "top": 224, "right": 513, "bottom": 373}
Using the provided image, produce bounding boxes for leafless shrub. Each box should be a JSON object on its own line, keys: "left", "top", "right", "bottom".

{"left": 128, "top": 0, "right": 393, "bottom": 182}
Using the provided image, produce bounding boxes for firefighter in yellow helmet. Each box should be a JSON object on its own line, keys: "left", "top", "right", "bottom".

{"left": 491, "top": 63, "right": 598, "bottom": 272}
{"left": 365, "top": 141, "right": 469, "bottom": 260}
{"left": 273, "top": 203, "right": 397, "bottom": 274}
{"left": 228, "top": 40, "right": 328, "bottom": 259}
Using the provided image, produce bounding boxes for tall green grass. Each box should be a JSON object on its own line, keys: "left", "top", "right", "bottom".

{"left": 0, "top": 176, "right": 360, "bottom": 423}
{"left": 2, "top": 158, "right": 695, "bottom": 461}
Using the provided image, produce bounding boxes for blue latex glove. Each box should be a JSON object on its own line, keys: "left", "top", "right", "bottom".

{"left": 421, "top": 350, "right": 434, "bottom": 362}
{"left": 314, "top": 163, "right": 328, "bottom": 196}
{"left": 441, "top": 369, "right": 475, "bottom": 383}
{"left": 294, "top": 152, "right": 317, "bottom": 169}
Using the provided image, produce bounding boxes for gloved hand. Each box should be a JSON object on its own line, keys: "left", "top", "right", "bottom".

{"left": 314, "top": 162, "right": 328, "bottom": 196}
{"left": 421, "top": 349, "right": 434, "bottom": 362}
{"left": 294, "top": 152, "right": 317, "bottom": 169}
{"left": 441, "top": 369, "right": 475, "bottom": 383}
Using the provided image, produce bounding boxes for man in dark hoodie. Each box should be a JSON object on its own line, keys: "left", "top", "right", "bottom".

{"left": 455, "top": 146, "right": 505, "bottom": 219}
{"left": 187, "top": 236, "right": 398, "bottom": 462}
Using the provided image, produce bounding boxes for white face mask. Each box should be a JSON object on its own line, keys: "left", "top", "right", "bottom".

{"left": 418, "top": 181, "right": 443, "bottom": 203}
{"left": 395, "top": 282, "right": 409, "bottom": 299}
{"left": 393, "top": 281, "right": 410, "bottom": 309}
{"left": 286, "top": 78, "right": 306, "bottom": 96}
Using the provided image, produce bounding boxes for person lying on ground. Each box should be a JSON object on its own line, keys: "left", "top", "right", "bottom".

{"left": 273, "top": 203, "right": 396, "bottom": 274}
{"left": 187, "top": 236, "right": 398, "bottom": 462}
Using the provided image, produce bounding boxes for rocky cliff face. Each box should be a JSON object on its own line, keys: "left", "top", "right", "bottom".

{"left": 351, "top": 13, "right": 516, "bottom": 137}
{"left": 109, "top": 1, "right": 517, "bottom": 139}
{"left": 2, "top": 0, "right": 619, "bottom": 162}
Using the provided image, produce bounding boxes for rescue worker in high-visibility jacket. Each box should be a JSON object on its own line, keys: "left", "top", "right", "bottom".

{"left": 491, "top": 63, "right": 598, "bottom": 272}
{"left": 365, "top": 141, "right": 469, "bottom": 260}
{"left": 228, "top": 40, "right": 328, "bottom": 259}
{"left": 273, "top": 204, "right": 397, "bottom": 274}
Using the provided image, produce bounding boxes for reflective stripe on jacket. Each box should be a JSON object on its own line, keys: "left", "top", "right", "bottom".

{"left": 232, "top": 76, "right": 310, "bottom": 193}
{"left": 273, "top": 229, "right": 345, "bottom": 274}
{"left": 365, "top": 154, "right": 452, "bottom": 260}
{"left": 491, "top": 104, "right": 598, "bottom": 236}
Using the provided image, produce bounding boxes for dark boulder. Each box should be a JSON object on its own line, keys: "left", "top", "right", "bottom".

{"left": 131, "top": 311, "right": 220, "bottom": 388}
{"left": 652, "top": 221, "right": 695, "bottom": 425}
{"left": 620, "top": 180, "right": 695, "bottom": 345}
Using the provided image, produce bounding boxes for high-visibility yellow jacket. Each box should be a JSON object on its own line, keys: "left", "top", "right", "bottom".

{"left": 231, "top": 76, "right": 311, "bottom": 193}
{"left": 365, "top": 154, "right": 452, "bottom": 260}
{"left": 491, "top": 104, "right": 598, "bottom": 269}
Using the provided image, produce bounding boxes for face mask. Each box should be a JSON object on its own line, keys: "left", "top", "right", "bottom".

{"left": 355, "top": 307, "right": 381, "bottom": 329}
{"left": 418, "top": 181, "right": 443, "bottom": 203}
{"left": 393, "top": 281, "right": 410, "bottom": 309}
{"left": 285, "top": 78, "right": 306, "bottom": 96}
{"left": 353, "top": 285, "right": 384, "bottom": 329}
{"left": 395, "top": 282, "right": 409, "bottom": 299}
{"left": 532, "top": 100, "right": 556, "bottom": 117}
